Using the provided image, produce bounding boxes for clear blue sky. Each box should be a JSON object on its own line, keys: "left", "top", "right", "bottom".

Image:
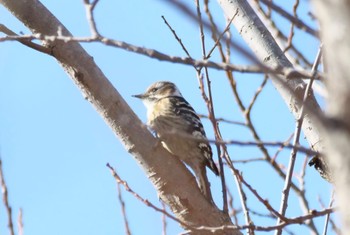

{"left": 0, "top": 1, "right": 333, "bottom": 234}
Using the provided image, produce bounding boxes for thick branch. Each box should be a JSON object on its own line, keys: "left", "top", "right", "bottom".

{"left": 312, "top": 0, "right": 350, "bottom": 233}
{"left": 216, "top": 1, "right": 324, "bottom": 233}
{"left": 216, "top": 1, "right": 324, "bottom": 158}
{"left": 0, "top": 0, "right": 239, "bottom": 233}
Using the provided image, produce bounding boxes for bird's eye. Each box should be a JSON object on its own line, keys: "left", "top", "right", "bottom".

{"left": 150, "top": 87, "right": 158, "bottom": 93}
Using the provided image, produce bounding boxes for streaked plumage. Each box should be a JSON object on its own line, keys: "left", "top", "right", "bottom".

{"left": 133, "top": 81, "right": 219, "bottom": 201}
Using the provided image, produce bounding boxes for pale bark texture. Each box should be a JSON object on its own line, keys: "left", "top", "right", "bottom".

{"left": 0, "top": 0, "right": 240, "bottom": 234}
{"left": 217, "top": 0, "right": 324, "bottom": 154}
{"left": 2, "top": 0, "right": 345, "bottom": 233}
{"left": 312, "top": 0, "right": 350, "bottom": 233}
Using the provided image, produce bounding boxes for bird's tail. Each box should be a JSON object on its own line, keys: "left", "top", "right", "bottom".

{"left": 207, "top": 159, "right": 220, "bottom": 176}
{"left": 195, "top": 166, "right": 214, "bottom": 203}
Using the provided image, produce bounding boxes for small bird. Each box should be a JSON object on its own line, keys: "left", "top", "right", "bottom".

{"left": 309, "top": 154, "right": 332, "bottom": 182}
{"left": 133, "top": 81, "right": 219, "bottom": 202}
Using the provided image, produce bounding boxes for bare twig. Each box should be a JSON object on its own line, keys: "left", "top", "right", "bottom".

{"left": 0, "top": 33, "right": 319, "bottom": 79}
{"left": 227, "top": 72, "right": 294, "bottom": 192}
{"left": 322, "top": 190, "right": 335, "bottom": 235}
{"left": 216, "top": 128, "right": 255, "bottom": 235}
{"left": 205, "top": 14, "right": 235, "bottom": 60}
{"left": 226, "top": 187, "right": 239, "bottom": 224}
{"left": 258, "top": 0, "right": 318, "bottom": 37}
{"left": 179, "top": 206, "right": 335, "bottom": 233}
{"left": 237, "top": 172, "right": 287, "bottom": 222}
{"left": 272, "top": 134, "right": 294, "bottom": 162}
{"left": 220, "top": 139, "right": 288, "bottom": 227}
{"left": 194, "top": 0, "right": 229, "bottom": 215}
{"left": 231, "top": 158, "right": 265, "bottom": 164}
{"left": 249, "top": 0, "right": 312, "bottom": 68}
{"left": 246, "top": 75, "right": 268, "bottom": 115}
{"left": 83, "top": 0, "right": 100, "bottom": 37}
{"left": 249, "top": 209, "right": 275, "bottom": 219}
{"left": 106, "top": 163, "right": 185, "bottom": 227}
{"left": 161, "top": 201, "right": 167, "bottom": 235}
{"left": 161, "top": 16, "right": 192, "bottom": 59}
{"left": 106, "top": 163, "right": 234, "bottom": 234}
{"left": 297, "top": 156, "right": 308, "bottom": 192}
{"left": 116, "top": 182, "right": 131, "bottom": 235}
{"left": 226, "top": 70, "right": 319, "bottom": 229}
{"left": 283, "top": 0, "right": 299, "bottom": 53}
{"left": 18, "top": 208, "right": 24, "bottom": 235}
{"left": 234, "top": 171, "right": 254, "bottom": 235}
{"left": 0, "top": 159, "right": 14, "bottom": 235}
{"left": 0, "top": 24, "right": 50, "bottom": 54}
{"left": 198, "top": 114, "right": 246, "bottom": 127}
{"left": 275, "top": 44, "right": 323, "bottom": 235}
{"left": 202, "top": 11, "right": 264, "bottom": 229}
{"left": 166, "top": 0, "right": 259, "bottom": 64}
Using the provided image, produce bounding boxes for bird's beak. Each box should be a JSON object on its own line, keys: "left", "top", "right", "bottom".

{"left": 132, "top": 93, "right": 146, "bottom": 99}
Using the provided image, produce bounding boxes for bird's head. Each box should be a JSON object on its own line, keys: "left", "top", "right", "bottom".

{"left": 133, "top": 81, "right": 182, "bottom": 106}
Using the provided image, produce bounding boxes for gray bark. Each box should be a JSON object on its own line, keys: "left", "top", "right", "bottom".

{"left": 312, "top": 0, "right": 350, "bottom": 233}
{"left": 217, "top": 0, "right": 324, "bottom": 154}
{"left": 0, "top": 0, "right": 241, "bottom": 233}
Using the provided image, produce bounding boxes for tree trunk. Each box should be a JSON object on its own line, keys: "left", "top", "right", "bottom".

{"left": 312, "top": 0, "right": 350, "bottom": 233}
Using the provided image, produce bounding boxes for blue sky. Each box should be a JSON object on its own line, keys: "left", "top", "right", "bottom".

{"left": 0, "top": 0, "right": 333, "bottom": 234}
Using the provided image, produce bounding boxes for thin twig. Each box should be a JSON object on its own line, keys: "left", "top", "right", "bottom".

{"left": 272, "top": 133, "right": 294, "bottom": 162}
{"left": 249, "top": 209, "right": 275, "bottom": 219}
{"left": 237, "top": 171, "right": 287, "bottom": 222}
{"left": 0, "top": 24, "right": 51, "bottom": 54}
{"left": 18, "top": 208, "right": 24, "bottom": 235}
{"left": 249, "top": 0, "right": 312, "bottom": 68}
{"left": 297, "top": 156, "right": 308, "bottom": 193}
{"left": 226, "top": 186, "right": 239, "bottom": 224}
{"left": 226, "top": 67, "right": 319, "bottom": 231}
{"left": 258, "top": 0, "right": 318, "bottom": 37}
{"left": 83, "top": 0, "right": 101, "bottom": 37}
{"left": 198, "top": 114, "right": 246, "bottom": 127}
{"left": 202, "top": 11, "right": 260, "bottom": 228}
{"left": 205, "top": 14, "right": 235, "bottom": 60}
{"left": 217, "top": 135, "right": 228, "bottom": 214}
{"left": 0, "top": 33, "right": 319, "bottom": 79}
{"left": 234, "top": 170, "right": 254, "bottom": 235}
{"left": 217, "top": 128, "right": 256, "bottom": 234}
{"left": 0, "top": 159, "right": 14, "bottom": 235}
{"left": 106, "top": 163, "right": 185, "bottom": 227}
{"left": 150, "top": 115, "right": 318, "bottom": 157}
{"left": 179, "top": 204, "right": 335, "bottom": 233}
{"left": 275, "top": 44, "right": 323, "bottom": 235}
{"left": 107, "top": 163, "right": 223, "bottom": 234}
{"left": 161, "top": 16, "right": 192, "bottom": 59}
{"left": 161, "top": 201, "right": 167, "bottom": 235}
{"left": 195, "top": 0, "right": 229, "bottom": 214}
{"left": 246, "top": 75, "right": 268, "bottom": 115}
{"left": 166, "top": 0, "right": 260, "bottom": 64}
{"left": 322, "top": 190, "right": 335, "bottom": 235}
{"left": 219, "top": 131, "right": 283, "bottom": 234}
{"left": 213, "top": 139, "right": 316, "bottom": 155}
{"left": 283, "top": 0, "right": 299, "bottom": 53}
{"left": 226, "top": 71, "right": 297, "bottom": 196}
{"left": 116, "top": 182, "right": 131, "bottom": 235}
{"left": 231, "top": 158, "right": 265, "bottom": 164}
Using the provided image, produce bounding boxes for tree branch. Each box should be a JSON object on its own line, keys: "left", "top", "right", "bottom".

{"left": 216, "top": 0, "right": 325, "bottom": 171}
{"left": 312, "top": 0, "right": 350, "bottom": 233}
{"left": 0, "top": 0, "right": 239, "bottom": 233}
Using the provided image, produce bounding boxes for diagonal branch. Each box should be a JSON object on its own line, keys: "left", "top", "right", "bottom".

{"left": 216, "top": 0, "right": 325, "bottom": 171}
{"left": 0, "top": 0, "right": 239, "bottom": 234}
